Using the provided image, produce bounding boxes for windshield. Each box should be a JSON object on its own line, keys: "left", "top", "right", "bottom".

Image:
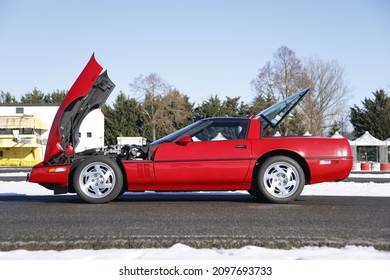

{"left": 151, "top": 120, "right": 204, "bottom": 145}
{"left": 257, "top": 87, "right": 310, "bottom": 128}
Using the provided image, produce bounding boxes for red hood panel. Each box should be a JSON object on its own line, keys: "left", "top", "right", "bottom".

{"left": 44, "top": 54, "right": 103, "bottom": 163}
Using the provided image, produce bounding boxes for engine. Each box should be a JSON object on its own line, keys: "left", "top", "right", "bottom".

{"left": 120, "top": 144, "right": 149, "bottom": 160}
{"left": 75, "top": 144, "right": 149, "bottom": 160}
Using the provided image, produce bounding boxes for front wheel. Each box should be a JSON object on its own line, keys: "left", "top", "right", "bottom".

{"left": 73, "top": 156, "right": 123, "bottom": 203}
{"left": 255, "top": 156, "right": 305, "bottom": 203}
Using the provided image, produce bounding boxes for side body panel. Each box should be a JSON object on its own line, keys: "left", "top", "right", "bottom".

{"left": 152, "top": 140, "right": 252, "bottom": 187}
{"left": 250, "top": 136, "right": 353, "bottom": 184}
{"left": 122, "top": 160, "right": 157, "bottom": 186}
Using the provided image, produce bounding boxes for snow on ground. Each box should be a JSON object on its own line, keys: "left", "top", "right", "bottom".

{"left": 301, "top": 181, "right": 390, "bottom": 196}
{"left": 1, "top": 179, "right": 390, "bottom": 197}
{"left": 0, "top": 172, "right": 28, "bottom": 177}
{"left": 1, "top": 244, "right": 389, "bottom": 260}
{"left": 349, "top": 172, "right": 390, "bottom": 178}
{"left": 0, "top": 173, "right": 389, "bottom": 260}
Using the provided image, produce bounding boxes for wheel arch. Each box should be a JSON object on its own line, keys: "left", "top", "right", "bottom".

{"left": 68, "top": 159, "right": 83, "bottom": 193}
{"left": 254, "top": 150, "right": 310, "bottom": 185}
{"left": 114, "top": 157, "right": 128, "bottom": 193}
{"left": 68, "top": 155, "right": 127, "bottom": 193}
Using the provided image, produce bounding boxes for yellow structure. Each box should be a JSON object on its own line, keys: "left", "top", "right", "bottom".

{"left": 0, "top": 115, "right": 48, "bottom": 166}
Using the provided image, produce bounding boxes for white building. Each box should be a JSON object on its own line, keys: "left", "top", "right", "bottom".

{"left": 0, "top": 104, "right": 104, "bottom": 166}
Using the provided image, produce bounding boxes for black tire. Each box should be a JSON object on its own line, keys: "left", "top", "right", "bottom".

{"left": 255, "top": 156, "right": 305, "bottom": 203}
{"left": 247, "top": 188, "right": 262, "bottom": 198}
{"left": 73, "top": 156, "right": 123, "bottom": 203}
{"left": 115, "top": 188, "right": 127, "bottom": 200}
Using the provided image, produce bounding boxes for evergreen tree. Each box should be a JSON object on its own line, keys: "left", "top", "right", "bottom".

{"left": 102, "top": 92, "right": 142, "bottom": 144}
{"left": 193, "top": 95, "right": 224, "bottom": 120}
{"left": 249, "top": 92, "right": 275, "bottom": 116}
{"left": 20, "top": 88, "right": 45, "bottom": 104}
{"left": 221, "top": 96, "right": 250, "bottom": 117}
{"left": 0, "top": 90, "right": 17, "bottom": 104}
{"left": 350, "top": 89, "right": 390, "bottom": 140}
{"left": 44, "top": 89, "right": 67, "bottom": 104}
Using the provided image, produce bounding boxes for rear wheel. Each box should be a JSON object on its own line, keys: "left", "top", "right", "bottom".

{"left": 73, "top": 156, "right": 123, "bottom": 203}
{"left": 255, "top": 156, "right": 305, "bottom": 203}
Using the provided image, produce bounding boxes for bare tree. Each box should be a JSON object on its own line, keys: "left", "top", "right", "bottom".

{"left": 157, "top": 89, "right": 193, "bottom": 136}
{"left": 251, "top": 46, "right": 308, "bottom": 135}
{"left": 129, "top": 73, "right": 193, "bottom": 141}
{"left": 130, "top": 73, "right": 170, "bottom": 141}
{"left": 251, "top": 46, "right": 350, "bottom": 137}
{"left": 302, "top": 57, "right": 350, "bottom": 136}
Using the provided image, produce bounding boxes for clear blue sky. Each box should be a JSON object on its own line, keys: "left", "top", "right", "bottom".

{"left": 0, "top": 0, "right": 389, "bottom": 107}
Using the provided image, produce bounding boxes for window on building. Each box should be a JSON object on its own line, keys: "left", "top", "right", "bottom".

{"left": 0, "top": 151, "right": 3, "bottom": 157}
{"left": 357, "top": 146, "right": 379, "bottom": 162}
{"left": 0, "top": 129, "right": 13, "bottom": 135}
{"left": 87, "top": 132, "right": 92, "bottom": 138}
{"left": 16, "top": 107, "right": 24, "bottom": 114}
{"left": 21, "top": 128, "right": 33, "bottom": 134}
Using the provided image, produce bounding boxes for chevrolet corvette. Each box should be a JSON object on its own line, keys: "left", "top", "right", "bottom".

{"left": 28, "top": 54, "right": 353, "bottom": 204}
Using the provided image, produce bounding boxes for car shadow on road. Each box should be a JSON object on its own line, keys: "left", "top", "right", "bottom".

{"left": 0, "top": 192, "right": 277, "bottom": 204}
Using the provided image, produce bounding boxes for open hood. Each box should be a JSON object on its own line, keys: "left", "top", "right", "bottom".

{"left": 44, "top": 54, "right": 115, "bottom": 163}
{"left": 256, "top": 87, "right": 310, "bottom": 128}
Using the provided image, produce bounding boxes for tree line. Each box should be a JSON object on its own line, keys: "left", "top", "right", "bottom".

{"left": 1, "top": 46, "right": 389, "bottom": 143}
{"left": 1, "top": 88, "right": 67, "bottom": 104}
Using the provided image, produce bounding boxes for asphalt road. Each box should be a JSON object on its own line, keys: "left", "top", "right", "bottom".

{"left": 0, "top": 193, "right": 389, "bottom": 251}
{"left": 0, "top": 168, "right": 30, "bottom": 182}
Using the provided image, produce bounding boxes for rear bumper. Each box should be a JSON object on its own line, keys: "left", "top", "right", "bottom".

{"left": 307, "top": 156, "right": 353, "bottom": 184}
{"left": 29, "top": 162, "right": 71, "bottom": 191}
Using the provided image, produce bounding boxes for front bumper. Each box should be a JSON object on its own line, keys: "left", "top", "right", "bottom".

{"left": 29, "top": 162, "right": 71, "bottom": 193}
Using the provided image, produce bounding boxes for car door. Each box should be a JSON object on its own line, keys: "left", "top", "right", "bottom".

{"left": 153, "top": 120, "right": 251, "bottom": 186}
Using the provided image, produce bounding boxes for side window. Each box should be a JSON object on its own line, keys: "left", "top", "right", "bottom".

{"left": 191, "top": 121, "right": 248, "bottom": 142}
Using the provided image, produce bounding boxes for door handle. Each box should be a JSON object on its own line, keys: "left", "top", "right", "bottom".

{"left": 234, "top": 145, "right": 247, "bottom": 149}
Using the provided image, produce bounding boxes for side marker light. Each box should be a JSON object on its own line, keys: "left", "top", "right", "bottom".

{"left": 48, "top": 167, "right": 67, "bottom": 173}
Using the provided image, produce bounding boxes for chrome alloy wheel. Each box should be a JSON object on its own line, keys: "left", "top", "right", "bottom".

{"left": 262, "top": 161, "right": 300, "bottom": 198}
{"left": 78, "top": 162, "right": 116, "bottom": 199}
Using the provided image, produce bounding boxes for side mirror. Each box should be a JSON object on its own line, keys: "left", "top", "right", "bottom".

{"left": 176, "top": 135, "right": 192, "bottom": 146}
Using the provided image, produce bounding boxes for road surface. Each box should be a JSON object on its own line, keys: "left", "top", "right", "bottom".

{"left": 0, "top": 193, "right": 388, "bottom": 251}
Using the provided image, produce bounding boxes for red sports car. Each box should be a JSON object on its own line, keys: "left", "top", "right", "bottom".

{"left": 28, "top": 55, "right": 353, "bottom": 204}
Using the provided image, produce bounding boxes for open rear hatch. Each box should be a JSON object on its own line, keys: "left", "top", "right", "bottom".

{"left": 256, "top": 87, "right": 310, "bottom": 129}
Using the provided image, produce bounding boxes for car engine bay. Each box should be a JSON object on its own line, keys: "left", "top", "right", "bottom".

{"left": 76, "top": 144, "right": 150, "bottom": 161}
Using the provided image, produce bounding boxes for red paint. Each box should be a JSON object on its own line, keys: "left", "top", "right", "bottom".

{"left": 361, "top": 162, "right": 371, "bottom": 171}
{"left": 28, "top": 162, "right": 70, "bottom": 187}
{"left": 380, "top": 163, "right": 390, "bottom": 171}
{"left": 44, "top": 54, "right": 103, "bottom": 162}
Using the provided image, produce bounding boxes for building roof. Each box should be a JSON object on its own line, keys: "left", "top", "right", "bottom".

{"left": 350, "top": 131, "right": 386, "bottom": 146}
{"left": 0, "top": 115, "right": 49, "bottom": 130}
{"left": 0, "top": 104, "right": 60, "bottom": 107}
{"left": 330, "top": 131, "right": 344, "bottom": 138}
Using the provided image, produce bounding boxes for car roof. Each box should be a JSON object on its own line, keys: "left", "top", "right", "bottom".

{"left": 202, "top": 117, "right": 250, "bottom": 122}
